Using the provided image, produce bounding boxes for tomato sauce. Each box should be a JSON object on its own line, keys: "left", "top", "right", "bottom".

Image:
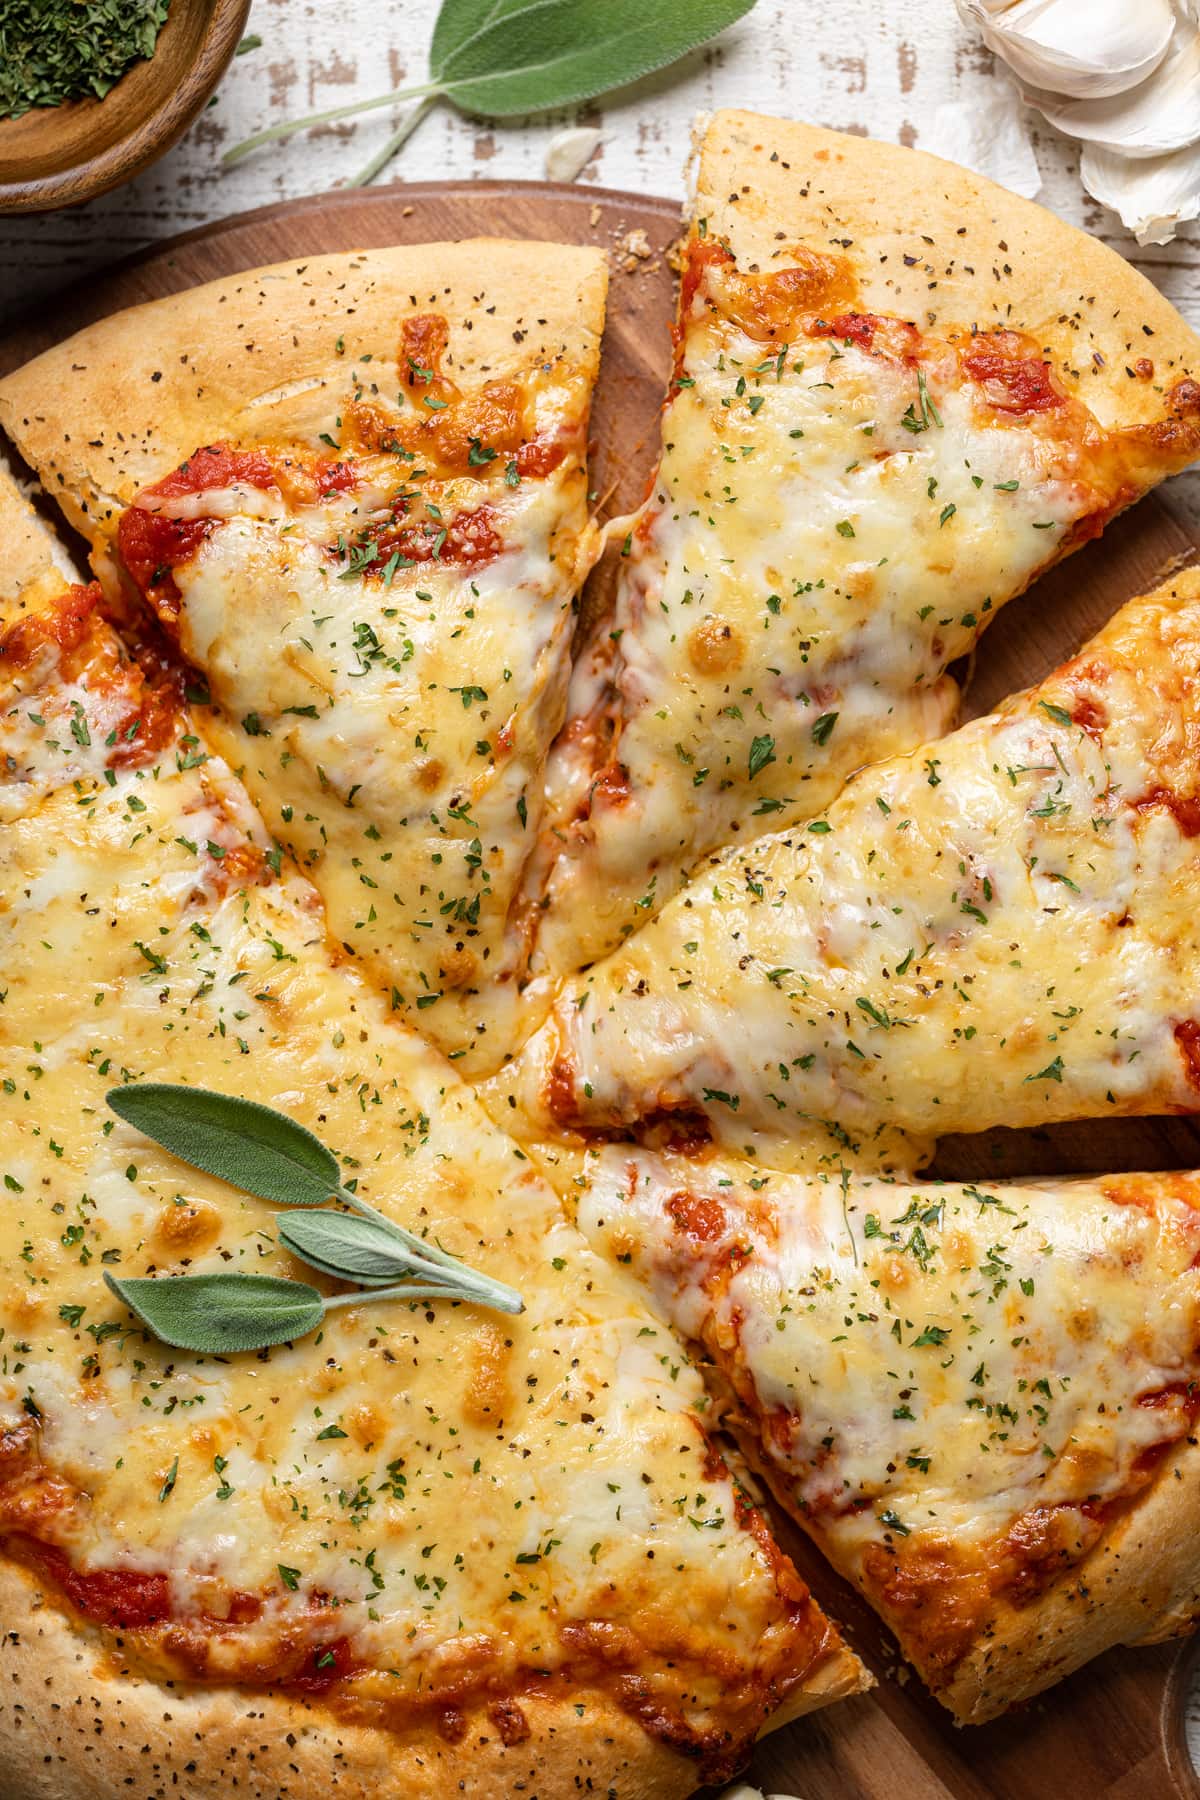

{"left": 961, "top": 336, "right": 1066, "bottom": 414}
{"left": 118, "top": 445, "right": 279, "bottom": 618}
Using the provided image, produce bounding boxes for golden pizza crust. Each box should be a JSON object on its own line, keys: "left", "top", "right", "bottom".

{"left": 942, "top": 1434, "right": 1200, "bottom": 1723}
{"left": 0, "top": 239, "right": 608, "bottom": 542}
{"left": 0, "top": 1558, "right": 863, "bottom": 1800}
{"left": 0, "top": 468, "right": 75, "bottom": 626}
{"left": 696, "top": 109, "right": 1200, "bottom": 434}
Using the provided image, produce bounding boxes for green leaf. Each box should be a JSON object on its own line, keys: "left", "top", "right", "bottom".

{"left": 106, "top": 1084, "right": 340, "bottom": 1209}
{"left": 277, "top": 1209, "right": 426, "bottom": 1286}
{"left": 105, "top": 1271, "right": 325, "bottom": 1354}
{"left": 431, "top": 0, "right": 530, "bottom": 66}
{"left": 431, "top": 0, "right": 758, "bottom": 118}
{"left": 748, "top": 733, "right": 776, "bottom": 780}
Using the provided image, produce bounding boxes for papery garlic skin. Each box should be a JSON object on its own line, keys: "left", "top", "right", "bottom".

{"left": 544, "top": 126, "right": 602, "bottom": 184}
{"left": 957, "top": 0, "right": 1175, "bottom": 100}
{"left": 1082, "top": 141, "right": 1200, "bottom": 243}
{"left": 1027, "top": 19, "right": 1200, "bottom": 158}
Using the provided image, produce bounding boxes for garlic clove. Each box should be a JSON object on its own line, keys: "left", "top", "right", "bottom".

{"left": 1081, "top": 139, "right": 1200, "bottom": 242}
{"left": 1025, "top": 15, "right": 1200, "bottom": 158}
{"left": 544, "top": 126, "right": 602, "bottom": 184}
{"left": 957, "top": 0, "right": 1175, "bottom": 100}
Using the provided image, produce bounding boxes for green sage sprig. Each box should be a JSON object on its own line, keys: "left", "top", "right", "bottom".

{"left": 224, "top": 0, "right": 758, "bottom": 188}
{"left": 103, "top": 1083, "right": 522, "bottom": 1354}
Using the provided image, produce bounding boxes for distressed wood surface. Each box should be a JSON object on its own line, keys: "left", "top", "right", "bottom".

{"left": 7, "top": 177, "right": 1200, "bottom": 1798}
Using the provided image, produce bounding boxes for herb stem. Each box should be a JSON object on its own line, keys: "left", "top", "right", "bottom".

{"left": 223, "top": 80, "right": 444, "bottom": 167}
{"left": 323, "top": 1275, "right": 524, "bottom": 1315}
{"left": 347, "top": 94, "right": 439, "bottom": 187}
{"left": 334, "top": 1185, "right": 466, "bottom": 1274}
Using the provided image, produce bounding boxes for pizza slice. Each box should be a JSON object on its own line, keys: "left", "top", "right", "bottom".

{"left": 577, "top": 1142, "right": 1200, "bottom": 1722}
{"left": 0, "top": 476, "right": 863, "bottom": 1798}
{"left": 497, "top": 566, "right": 1200, "bottom": 1173}
{"left": 0, "top": 242, "right": 606, "bottom": 1075}
{"left": 530, "top": 108, "right": 1200, "bottom": 985}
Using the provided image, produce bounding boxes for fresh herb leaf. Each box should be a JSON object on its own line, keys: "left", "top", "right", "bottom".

{"left": 106, "top": 1083, "right": 340, "bottom": 1210}
{"left": 105, "top": 1271, "right": 326, "bottom": 1355}
{"left": 748, "top": 733, "right": 776, "bottom": 780}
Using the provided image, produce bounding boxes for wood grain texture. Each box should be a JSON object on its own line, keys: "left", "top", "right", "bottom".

{"left": 2, "top": 179, "right": 1199, "bottom": 1800}
{"left": 0, "top": 0, "right": 251, "bottom": 214}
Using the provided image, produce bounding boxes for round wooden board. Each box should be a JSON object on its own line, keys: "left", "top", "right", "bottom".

{"left": 3, "top": 177, "right": 1199, "bottom": 1800}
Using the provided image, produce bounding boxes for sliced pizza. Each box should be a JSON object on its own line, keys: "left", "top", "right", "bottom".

{"left": 0, "top": 483, "right": 863, "bottom": 1798}
{"left": 577, "top": 1143, "right": 1200, "bottom": 1722}
{"left": 497, "top": 566, "right": 1200, "bottom": 1172}
{"left": 530, "top": 109, "right": 1200, "bottom": 985}
{"left": 0, "top": 242, "right": 606, "bottom": 1075}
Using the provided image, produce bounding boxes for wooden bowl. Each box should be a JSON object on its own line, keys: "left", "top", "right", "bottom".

{"left": 0, "top": 0, "right": 252, "bottom": 214}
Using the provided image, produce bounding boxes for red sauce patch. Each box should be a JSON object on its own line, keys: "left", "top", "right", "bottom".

{"left": 1175, "top": 1020, "right": 1200, "bottom": 1091}
{"left": 961, "top": 336, "right": 1065, "bottom": 415}
{"left": 665, "top": 1191, "right": 727, "bottom": 1243}
{"left": 810, "top": 312, "right": 879, "bottom": 349}
{"left": 119, "top": 445, "right": 278, "bottom": 620}
{"left": 359, "top": 502, "right": 503, "bottom": 576}
{"left": 514, "top": 437, "right": 566, "bottom": 479}
{"left": 26, "top": 1541, "right": 173, "bottom": 1629}
{"left": 589, "top": 761, "right": 632, "bottom": 813}
{"left": 1135, "top": 788, "right": 1200, "bottom": 837}
{"left": 0, "top": 582, "right": 107, "bottom": 672}
{"left": 545, "top": 1054, "right": 580, "bottom": 1128}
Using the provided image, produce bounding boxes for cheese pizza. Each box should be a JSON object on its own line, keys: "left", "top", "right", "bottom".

{"left": 502, "top": 568, "right": 1200, "bottom": 1173}
{"left": 0, "top": 243, "right": 607, "bottom": 1075}
{"left": 0, "top": 474, "right": 861, "bottom": 1798}
{"left": 577, "top": 1143, "right": 1200, "bottom": 1723}
{"left": 5, "top": 103, "right": 1200, "bottom": 1799}
{"left": 530, "top": 111, "right": 1200, "bottom": 988}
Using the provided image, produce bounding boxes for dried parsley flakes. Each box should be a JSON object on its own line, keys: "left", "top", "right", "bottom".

{"left": 0, "top": 0, "right": 171, "bottom": 121}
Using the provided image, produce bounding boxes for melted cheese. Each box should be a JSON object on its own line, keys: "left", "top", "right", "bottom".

{"left": 533, "top": 243, "right": 1182, "bottom": 981}
{"left": 0, "top": 601, "right": 838, "bottom": 1742}
{"left": 124, "top": 369, "right": 595, "bottom": 1079}
{"left": 499, "top": 576, "right": 1200, "bottom": 1171}
{"left": 578, "top": 1144, "right": 1200, "bottom": 1681}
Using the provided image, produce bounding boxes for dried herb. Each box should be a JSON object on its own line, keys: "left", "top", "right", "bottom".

{"left": 0, "top": 0, "right": 171, "bottom": 121}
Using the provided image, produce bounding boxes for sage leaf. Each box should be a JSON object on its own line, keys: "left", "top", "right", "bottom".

{"left": 225, "top": 0, "right": 757, "bottom": 173}
{"left": 107, "top": 1084, "right": 340, "bottom": 1209}
{"left": 105, "top": 1270, "right": 325, "bottom": 1354}
{"left": 431, "top": 0, "right": 759, "bottom": 119}
{"left": 277, "top": 1211, "right": 525, "bottom": 1313}
{"left": 277, "top": 1209, "right": 428, "bottom": 1287}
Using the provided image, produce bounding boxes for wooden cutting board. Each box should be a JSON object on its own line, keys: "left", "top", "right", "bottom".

{"left": 3, "top": 177, "right": 1199, "bottom": 1800}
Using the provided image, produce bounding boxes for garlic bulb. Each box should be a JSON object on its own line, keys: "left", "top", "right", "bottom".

{"left": 956, "top": 0, "right": 1175, "bottom": 100}
{"left": 958, "top": 0, "right": 1200, "bottom": 241}
{"left": 1081, "top": 141, "right": 1200, "bottom": 243}
{"left": 1027, "top": 19, "right": 1200, "bottom": 157}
